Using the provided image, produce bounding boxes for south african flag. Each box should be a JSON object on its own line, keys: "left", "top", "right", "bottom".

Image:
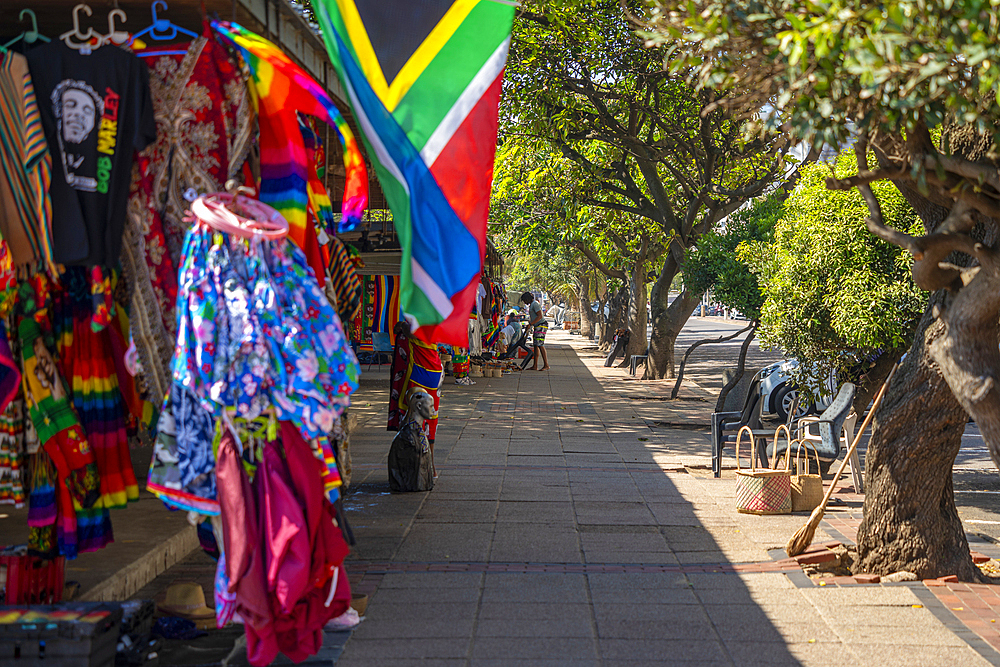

{"left": 314, "top": 0, "right": 514, "bottom": 346}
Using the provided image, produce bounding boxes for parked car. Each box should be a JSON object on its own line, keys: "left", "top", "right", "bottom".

{"left": 759, "top": 359, "right": 837, "bottom": 422}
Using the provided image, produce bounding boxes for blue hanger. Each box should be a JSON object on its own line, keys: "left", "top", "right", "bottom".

{"left": 131, "top": 1, "right": 197, "bottom": 56}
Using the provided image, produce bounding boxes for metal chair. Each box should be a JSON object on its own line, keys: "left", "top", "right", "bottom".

{"left": 368, "top": 331, "right": 393, "bottom": 371}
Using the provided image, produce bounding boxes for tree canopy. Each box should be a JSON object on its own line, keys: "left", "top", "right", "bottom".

{"left": 742, "top": 152, "right": 926, "bottom": 396}
{"left": 683, "top": 193, "right": 785, "bottom": 323}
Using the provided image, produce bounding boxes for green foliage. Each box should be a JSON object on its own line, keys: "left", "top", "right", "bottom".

{"left": 647, "top": 0, "right": 1000, "bottom": 152}
{"left": 684, "top": 194, "right": 784, "bottom": 320}
{"left": 490, "top": 134, "right": 659, "bottom": 283}
{"left": 506, "top": 247, "right": 581, "bottom": 297}
{"left": 742, "top": 152, "right": 927, "bottom": 389}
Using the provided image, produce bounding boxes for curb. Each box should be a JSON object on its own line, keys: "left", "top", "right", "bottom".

{"left": 79, "top": 524, "right": 199, "bottom": 602}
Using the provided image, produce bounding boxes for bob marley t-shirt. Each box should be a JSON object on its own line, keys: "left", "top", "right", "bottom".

{"left": 27, "top": 42, "right": 155, "bottom": 267}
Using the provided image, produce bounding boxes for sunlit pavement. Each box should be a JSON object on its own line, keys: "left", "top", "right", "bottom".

{"left": 333, "top": 328, "right": 1000, "bottom": 667}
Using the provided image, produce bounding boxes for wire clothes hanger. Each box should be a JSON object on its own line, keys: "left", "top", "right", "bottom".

{"left": 132, "top": 1, "right": 198, "bottom": 57}
{"left": 190, "top": 192, "right": 289, "bottom": 241}
{"left": 3, "top": 10, "right": 51, "bottom": 51}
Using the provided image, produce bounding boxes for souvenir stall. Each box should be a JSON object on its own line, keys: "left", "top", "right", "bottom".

{"left": 0, "top": 2, "right": 369, "bottom": 663}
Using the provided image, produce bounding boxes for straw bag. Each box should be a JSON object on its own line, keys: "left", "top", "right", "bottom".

{"left": 735, "top": 425, "right": 792, "bottom": 515}
{"left": 790, "top": 437, "right": 823, "bottom": 512}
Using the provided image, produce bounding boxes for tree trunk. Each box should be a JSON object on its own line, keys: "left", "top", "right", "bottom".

{"left": 599, "top": 286, "right": 627, "bottom": 350}
{"left": 646, "top": 280, "right": 702, "bottom": 379}
{"left": 716, "top": 325, "right": 758, "bottom": 412}
{"left": 854, "top": 293, "right": 983, "bottom": 581}
{"left": 850, "top": 351, "right": 903, "bottom": 417}
{"left": 578, "top": 272, "right": 595, "bottom": 339}
{"left": 623, "top": 262, "right": 649, "bottom": 363}
{"left": 671, "top": 322, "right": 755, "bottom": 399}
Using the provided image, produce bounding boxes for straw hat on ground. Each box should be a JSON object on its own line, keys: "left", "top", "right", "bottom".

{"left": 158, "top": 582, "right": 215, "bottom": 621}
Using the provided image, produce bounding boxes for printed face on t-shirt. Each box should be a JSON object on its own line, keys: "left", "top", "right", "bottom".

{"left": 61, "top": 88, "right": 97, "bottom": 143}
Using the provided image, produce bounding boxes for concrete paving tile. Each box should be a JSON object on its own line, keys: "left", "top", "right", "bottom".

{"left": 337, "top": 657, "right": 467, "bottom": 667}
{"left": 489, "top": 523, "right": 582, "bottom": 562}
{"left": 352, "top": 616, "right": 475, "bottom": 639}
{"left": 586, "top": 572, "right": 692, "bottom": 590}
{"left": 583, "top": 551, "right": 681, "bottom": 565}
{"left": 580, "top": 532, "right": 671, "bottom": 552}
{"left": 588, "top": 585, "right": 699, "bottom": 606}
{"left": 394, "top": 523, "right": 494, "bottom": 561}
{"left": 476, "top": 602, "right": 595, "bottom": 623}
{"left": 575, "top": 501, "right": 656, "bottom": 525}
{"left": 796, "top": 587, "right": 924, "bottom": 607}
{"left": 496, "top": 500, "right": 578, "bottom": 523}
{"left": 598, "top": 638, "right": 729, "bottom": 662}
{"left": 375, "top": 572, "right": 484, "bottom": 589}
{"left": 366, "top": 601, "right": 479, "bottom": 622}
{"left": 596, "top": 617, "right": 718, "bottom": 641}
{"left": 475, "top": 616, "right": 594, "bottom": 638}
{"left": 727, "top": 640, "right": 849, "bottom": 666}
{"left": 508, "top": 442, "right": 565, "bottom": 456}
{"left": 500, "top": 485, "right": 573, "bottom": 502}
{"left": 414, "top": 500, "right": 498, "bottom": 523}
{"left": 339, "top": 638, "right": 469, "bottom": 660}
{"left": 841, "top": 643, "right": 993, "bottom": 666}
{"left": 481, "top": 572, "right": 589, "bottom": 601}
{"left": 674, "top": 550, "right": 732, "bottom": 563}
{"left": 593, "top": 603, "right": 709, "bottom": 624}
{"left": 369, "top": 586, "right": 482, "bottom": 605}
{"left": 470, "top": 637, "right": 598, "bottom": 661}
{"left": 603, "top": 662, "right": 731, "bottom": 667}
{"left": 836, "top": 624, "right": 967, "bottom": 646}
{"left": 469, "top": 661, "right": 599, "bottom": 667}
{"left": 344, "top": 536, "right": 404, "bottom": 561}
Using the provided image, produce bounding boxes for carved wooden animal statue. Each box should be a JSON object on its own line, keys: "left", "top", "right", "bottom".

{"left": 388, "top": 389, "right": 436, "bottom": 492}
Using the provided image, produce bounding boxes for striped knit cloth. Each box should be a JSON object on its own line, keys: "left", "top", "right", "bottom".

{"left": 0, "top": 52, "right": 54, "bottom": 273}
{"left": 326, "top": 238, "right": 362, "bottom": 326}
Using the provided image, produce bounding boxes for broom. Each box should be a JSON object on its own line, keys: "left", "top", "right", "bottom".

{"left": 784, "top": 362, "right": 899, "bottom": 557}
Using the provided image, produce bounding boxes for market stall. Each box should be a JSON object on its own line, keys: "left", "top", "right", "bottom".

{"left": 0, "top": 2, "right": 368, "bottom": 663}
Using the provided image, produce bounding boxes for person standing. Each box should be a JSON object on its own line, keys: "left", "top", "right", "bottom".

{"left": 521, "top": 292, "right": 549, "bottom": 371}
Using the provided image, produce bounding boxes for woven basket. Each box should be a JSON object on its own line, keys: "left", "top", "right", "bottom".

{"left": 791, "top": 437, "right": 823, "bottom": 512}
{"left": 735, "top": 426, "right": 792, "bottom": 515}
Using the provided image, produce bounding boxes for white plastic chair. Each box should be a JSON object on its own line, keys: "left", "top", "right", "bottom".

{"left": 798, "top": 411, "right": 863, "bottom": 492}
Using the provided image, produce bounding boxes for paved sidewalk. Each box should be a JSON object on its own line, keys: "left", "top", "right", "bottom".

{"left": 336, "top": 330, "right": 996, "bottom": 667}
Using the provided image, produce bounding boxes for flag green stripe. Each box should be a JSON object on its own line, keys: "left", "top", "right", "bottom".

{"left": 393, "top": 2, "right": 513, "bottom": 152}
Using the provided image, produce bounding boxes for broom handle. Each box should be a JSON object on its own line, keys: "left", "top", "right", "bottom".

{"left": 816, "top": 362, "right": 899, "bottom": 508}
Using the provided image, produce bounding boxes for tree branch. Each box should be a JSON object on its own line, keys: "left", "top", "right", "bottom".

{"left": 568, "top": 241, "right": 627, "bottom": 280}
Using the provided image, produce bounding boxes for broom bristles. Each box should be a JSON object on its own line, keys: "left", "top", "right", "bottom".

{"left": 785, "top": 505, "right": 825, "bottom": 557}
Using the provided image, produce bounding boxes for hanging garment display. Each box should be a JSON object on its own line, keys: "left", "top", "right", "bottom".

{"left": 121, "top": 30, "right": 254, "bottom": 402}
{"left": 354, "top": 275, "right": 402, "bottom": 350}
{"left": 149, "top": 195, "right": 355, "bottom": 666}
{"left": 325, "top": 237, "right": 362, "bottom": 331}
{"left": 149, "top": 194, "right": 359, "bottom": 512}
{"left": 52, "top": 269, "right": 139, "bottom": 509}
{"left": 0, "top": 51, "right": 55, "bottom": 272}
{"left": 26, "top": 41, "right": 156, "bottom": 267}
{"left": 0, "top": 394, "right": 25, "bottom": 507}
{"left": 211, "top": 21, "right": 368, "bottom": 281}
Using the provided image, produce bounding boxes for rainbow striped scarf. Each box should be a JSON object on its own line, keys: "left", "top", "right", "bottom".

{"left": 211, "top": 22, "right": 368, "bottom": 274}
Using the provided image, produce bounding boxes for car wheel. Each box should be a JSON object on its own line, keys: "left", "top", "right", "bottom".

{"left": 775, "top": 385, "right": 812, "bottom": 422}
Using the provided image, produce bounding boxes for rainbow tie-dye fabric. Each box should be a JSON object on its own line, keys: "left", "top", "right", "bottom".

{"left": 211, "top": 22, "right": 368, "bottom": 276}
